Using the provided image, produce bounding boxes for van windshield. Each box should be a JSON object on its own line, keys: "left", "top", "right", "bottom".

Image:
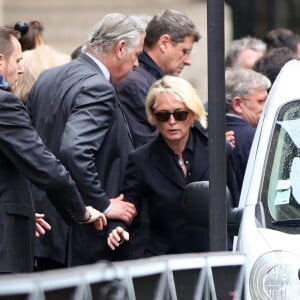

{"left": 262, "top": 100, "right": 300, "bottom": 232}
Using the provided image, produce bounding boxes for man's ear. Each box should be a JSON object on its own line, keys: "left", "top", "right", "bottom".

{"left": 0, "top": 53, "right": 11, "bottom": 91}
{"left": 158, "top": 34, "right": 172, "bottom": 53}
{"left": 231, "top": 97, "right": 244, "bottom": 114}
{"left": 115, "top": 40, "right": 126, "bottom": 59}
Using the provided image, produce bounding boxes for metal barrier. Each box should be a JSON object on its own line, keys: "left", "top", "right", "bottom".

{"left": 0, "top": 252, "right": 246, "bottom": 300}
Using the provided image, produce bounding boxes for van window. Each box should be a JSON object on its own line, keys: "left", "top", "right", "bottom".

{"left": 261, "top": 100, "right": 300, "bottom": 233}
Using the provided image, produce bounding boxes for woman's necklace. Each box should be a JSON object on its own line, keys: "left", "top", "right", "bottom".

{"left": 178, "top": 158, "right": 187, "bottom": 177}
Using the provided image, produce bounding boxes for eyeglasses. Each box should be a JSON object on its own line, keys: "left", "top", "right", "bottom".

{"left": 154, "top": 110, "right": 190, "bottom": 122}
{"left": 14, "top": 21, "right": 29, "bottom": 36}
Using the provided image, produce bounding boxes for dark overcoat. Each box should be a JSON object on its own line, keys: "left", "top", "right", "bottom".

{"left": 226, "top": 114, "right": 256, "bottom": 191}
{"left": 0, "top": 91, "right": 85, "bottom": 273}
{"left": 121, "top": 126, "right": 239, "bottom": 257}
{"left": 28, "top": 53, "right": 133, "bottom": 266}
{"left": 115, "top": 51, "right": 163, "bottom": 148}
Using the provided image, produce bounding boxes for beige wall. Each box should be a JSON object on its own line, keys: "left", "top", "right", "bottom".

{"left": 0, "top": 0, "right": 3, "bottom": 25}
{"left": 2, "top": 0, "right": 232, "bottom": 102}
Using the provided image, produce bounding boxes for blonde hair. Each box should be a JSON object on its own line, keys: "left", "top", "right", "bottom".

{"left": 146, "top": 75, "right": 207, "bottom": 128}
{"left": 14, "top": 45, "right": 70, "bottom": 102}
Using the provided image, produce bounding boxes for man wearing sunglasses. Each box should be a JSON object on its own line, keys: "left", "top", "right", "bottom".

{"left": 225, "top": 67, "right": 271, "bottom": 191}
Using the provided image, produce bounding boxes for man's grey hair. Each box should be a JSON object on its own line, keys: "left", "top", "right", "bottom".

{"left": 225, "top": 36, "right": 266, "bottom": 68}
{"left": 144, "top": 9, "right": 200, "bottom": 49}
{"left": 225, "top": 68, "right": 271, "bottom": 112}
{"left": 130, "top": 15, "right": 152, "bottom": 31}
{"left": 83, "top": 13, "right": 145, "bottom": 56}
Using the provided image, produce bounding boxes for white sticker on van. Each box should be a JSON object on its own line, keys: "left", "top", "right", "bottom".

{"left": 275, "top": 189, "right": 291, "bottom": 205}
{"left": 275, "top": 179, "right": 291, "bottom": 205}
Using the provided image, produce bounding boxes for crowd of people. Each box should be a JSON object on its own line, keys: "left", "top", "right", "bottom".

{"left": 224, "top": 27, "right": 299, "bottom": 192}
{"left": 0, "top": 9, "right": 298, "bottom": 274}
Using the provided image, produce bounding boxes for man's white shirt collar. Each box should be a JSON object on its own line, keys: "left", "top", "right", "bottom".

{"left": 85, "top": 52, "right": 110, "bottom": 82}
{"left": 226, "top": 113, "right": 243, "bottom": 120}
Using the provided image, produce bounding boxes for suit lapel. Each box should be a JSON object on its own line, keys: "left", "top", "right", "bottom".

{"left": 114, "top": 90, "right": 134, "bottom": 144}
{"left": 190, "top": 136, "right": 209, "bottom": 181}
{"left": 151, "top": 128, "right": 209, "bottom": 187}
{"left": 188, "top": 125, "right": 209, "bottom": 181}
{"left": 79, "top": 54, "right": 134, "bottom": 145}
{"left": 152, "top": 137, "right": 186, "bottom": 189}
{"left": 78, "top": 53, "right": 103, "bottom": 74}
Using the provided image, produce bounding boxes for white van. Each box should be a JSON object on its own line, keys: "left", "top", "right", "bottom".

{"left": 234, "top": 59, "right": 300, "bottom": 299}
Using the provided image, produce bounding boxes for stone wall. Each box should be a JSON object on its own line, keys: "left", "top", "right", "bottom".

{"left": 2, "top": 0, "right": 233, "bottom": 102}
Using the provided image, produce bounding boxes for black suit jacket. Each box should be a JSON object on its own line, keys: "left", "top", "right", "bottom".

{"left": 121, "top": 126, "right": 239, "bottom": 257}
{"left": 28, "top": 53, "right": 133, "bottom": 266}
{"left": 115, "top": 51, "right": 163, "bottom": 148}
{"left": 0, "top": 90, "right": 85, "bottom": 273}
{"left": 226, "top": 114, "right": 256, "bottom": 191}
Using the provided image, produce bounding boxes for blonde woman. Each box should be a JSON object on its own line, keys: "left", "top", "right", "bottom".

{"left": 13, "top": 44, "right": 70, "bottom": 102}
{"left": 108, "top": 75, "right": 239, "bottom": 258}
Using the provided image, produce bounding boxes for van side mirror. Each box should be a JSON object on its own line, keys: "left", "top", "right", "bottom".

{"left": 184, "top": 181, "right": 243, "bottom": 236}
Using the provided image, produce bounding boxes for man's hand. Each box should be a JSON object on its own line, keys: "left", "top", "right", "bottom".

{"left": 35, "top": 213, "right": 51, "bottom": 237}
{"left": 106, "top": 194, "right": 137, "bottom": 225}
{"left": 82, "top": 206, "right": 107, "bottom": 230}
{"left": 107, "top": 226, "right": 130, "bottom": 250}
{"left": 226, "top": 130, "right": 235, "bottom": 148}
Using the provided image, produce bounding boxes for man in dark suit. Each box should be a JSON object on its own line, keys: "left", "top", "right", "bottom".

{"left": 27, "top": 13, "right": 144, "bottom": 268}
{"left": 114, "top": 9, "right": 201, "bottom": 148}
{"left": 225, "top": 68, "right": 271, "bottom": 191}
{"left": 0, "top": 27, "right": 106, "bottom": 273}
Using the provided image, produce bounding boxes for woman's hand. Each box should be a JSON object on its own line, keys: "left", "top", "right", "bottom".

{"left": 35, "top": 213, "right": 51, "bottom": 237}
{"left": 107, "top": 226, "right": 130, "bottom": 250}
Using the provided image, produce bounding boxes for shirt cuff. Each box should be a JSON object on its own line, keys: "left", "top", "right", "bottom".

{"left": 103, "top": 204, "right": 111, "bottom": 214}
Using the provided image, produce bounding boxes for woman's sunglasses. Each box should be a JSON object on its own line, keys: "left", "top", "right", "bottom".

{"left": 154, "top": 110, "right": 190, "bottom": 122}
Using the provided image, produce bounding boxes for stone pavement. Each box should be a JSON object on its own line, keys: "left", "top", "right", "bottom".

{"left": 3, "top": 0, "right": 233, "bottom": 102}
